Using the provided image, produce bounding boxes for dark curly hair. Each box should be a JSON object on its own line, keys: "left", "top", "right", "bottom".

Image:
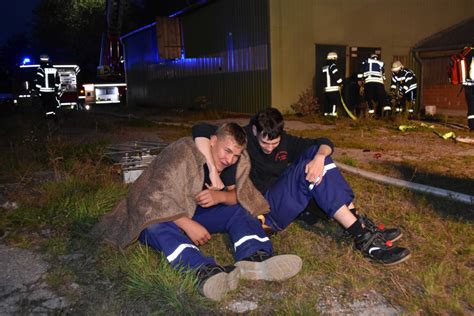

{"left": 253, "top": 107, "right": 284, "bottom": 140}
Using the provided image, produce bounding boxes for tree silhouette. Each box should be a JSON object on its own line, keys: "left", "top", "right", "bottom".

{"left": 0, "top": 33, "right": 32, "bottom": 91}
{"left": 31, "top": 0, "right": 105, "bottom": 81}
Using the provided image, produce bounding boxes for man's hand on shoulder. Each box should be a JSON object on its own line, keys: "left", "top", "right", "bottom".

{"left": 174, "top": 217, "right": 211, "bottom": 246}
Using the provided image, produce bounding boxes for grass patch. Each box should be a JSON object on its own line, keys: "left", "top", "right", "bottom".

{"left": 125, "top": 245, "right": 211, "bottom": 314}
{"left": 337, "top": 154, "right": 358, "bottom": 167}
{"left": 6, "top": 175, "right": 126, "bottom": 236}
{"left": 1, "top": 111, "right": 472, "bottom": 314}
{"left": 46, "top": 265, "right": 76, "bottom": 291}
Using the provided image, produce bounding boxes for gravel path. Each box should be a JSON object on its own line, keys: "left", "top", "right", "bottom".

{"left": 0, "top": 243, "right": 70, "bottom": 315}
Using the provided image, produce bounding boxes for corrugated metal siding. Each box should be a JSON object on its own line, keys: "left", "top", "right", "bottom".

{"left": 124, "top": 0, "right": 271, "bottom": 113}
{"left": 122, "top": 24, "right": 159, "bottom": 108}
{"left": 122, "top": 24, "right": 158, "bottom": 69}
{"left": 130, "top": 66, "right": 269, "bottom": 112}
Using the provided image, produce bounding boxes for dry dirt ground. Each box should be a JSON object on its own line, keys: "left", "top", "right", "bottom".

{"left": 1, "top": 110, "right": 472, "bottom": 314}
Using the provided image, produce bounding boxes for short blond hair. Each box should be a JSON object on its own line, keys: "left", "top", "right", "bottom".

{"left": 215, "top": 122, "right": 247, "bottom": 147}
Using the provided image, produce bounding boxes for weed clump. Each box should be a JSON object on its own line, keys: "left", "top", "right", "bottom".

{"left": 291, "top": 88, "right": 320, "bottom": 116}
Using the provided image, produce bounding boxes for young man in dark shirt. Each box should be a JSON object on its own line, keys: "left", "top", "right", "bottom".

{"left": 193, "top": 108, "right": 411, "bottom": 265}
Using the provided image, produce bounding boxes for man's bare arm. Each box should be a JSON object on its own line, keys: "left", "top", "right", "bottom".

{"left": 195, "top": 186, "right": 237, "bottom": 207}
{"left": 195, "top": 137, "right": 224, "bottom": 190}
{"left": 313, "top": 144, "right": 332, "bottom": 159}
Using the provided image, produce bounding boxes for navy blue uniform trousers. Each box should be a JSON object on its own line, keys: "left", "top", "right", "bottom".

{"left": 264, "top": 145, "right": 354, "bottom": 231}
{"left": 139, "top": 203, "right": 272, "bottom": 270}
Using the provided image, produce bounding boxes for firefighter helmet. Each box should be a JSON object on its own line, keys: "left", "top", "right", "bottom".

{"left": 370, "top": 53, "right": 379, "bottom": 59}
{"left": 391, "top": 60, "right": 403, "bottom": 72}
{"left": 327, "top": 52, "right": 338, "bottom": 60}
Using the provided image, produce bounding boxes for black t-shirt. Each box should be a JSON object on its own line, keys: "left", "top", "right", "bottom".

{"left": 192, "top": 119, "right": 334, "bottom": 194}
{"left": 203, "top": 163, "right": 236, "bottom": 189}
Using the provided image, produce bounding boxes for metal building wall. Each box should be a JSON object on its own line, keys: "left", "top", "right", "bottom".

{"left": 124, "top": 0, "right": 271, "bottom": 113}
{"left": 122, "top": 23, "right": 159, "bottom": 108}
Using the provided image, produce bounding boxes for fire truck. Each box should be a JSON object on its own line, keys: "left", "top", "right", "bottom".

{"left": 98, "top": 0, "right": 125, "bottom": 80}
{"left": 76, "top": 0, "right": 127, "bottom": 109}
{"left": 14, "top": 63, "right": 81, "bottom": 109}
{"left": 11, "top": 0, "right": 128, "bottom": 113}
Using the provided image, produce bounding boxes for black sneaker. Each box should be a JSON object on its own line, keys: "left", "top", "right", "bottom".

{"left": 359, "top": 214, "right": 403, "bottom": 243}
{"left": 235, "top": 251, "right": 302, "bottom": 281}
{"left": 355, "top": 231, "right": 411, "bottom": 265}
{"left": 196, "top": 264, "right": 240, "bottom": 301}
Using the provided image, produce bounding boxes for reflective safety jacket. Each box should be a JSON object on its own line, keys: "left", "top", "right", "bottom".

{"left": 391, "top": 68, "right": 417, "bottom": 93}
{"left": 463, "top": 52, "right": 474, "bottom": 87}
{"left": 358, "top": 58, "right": 385, "bottom": 84}
{"left": 322, "top": 62, "right": 343, "bottom": 92}
{"left": 35, "top": 65, "right": 60, "bottom": 94}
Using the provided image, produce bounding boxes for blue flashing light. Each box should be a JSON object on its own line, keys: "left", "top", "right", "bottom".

{"left": 22, "top": 57, "right": 31, "bottom": 64}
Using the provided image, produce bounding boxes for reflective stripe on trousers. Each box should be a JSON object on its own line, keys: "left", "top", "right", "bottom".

{"left": 139, "top": 203, "right": 272, "bottom": 271}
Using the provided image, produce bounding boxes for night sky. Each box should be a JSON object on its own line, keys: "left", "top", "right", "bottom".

{"left": 0, "top": 0, "right": 41, "bottom": 44}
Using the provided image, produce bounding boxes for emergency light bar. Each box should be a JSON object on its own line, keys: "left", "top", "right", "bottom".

{"left": 19, "top": 64, "right": 40, "bottom": 68}
{"left": 95, "top": 100, "right": 121, "bottom": 104}
{"left": 19, "top": 64, "right": 80, "bottom": 71}
{"left": 93, "top": 83, "right": 127, "bottom": 87}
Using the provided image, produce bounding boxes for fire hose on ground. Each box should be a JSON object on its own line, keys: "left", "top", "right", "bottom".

{"left": 335, "top": 162, "right": 474, "bottom": 205}
{"left": 398, "top": 123, "right": 474, "bottom": 144}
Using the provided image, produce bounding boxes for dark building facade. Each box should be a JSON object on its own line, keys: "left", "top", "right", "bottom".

{"left": 413, "top": 17, "right": 474, "bottom": 112}
{"left": 122, "top": 0, "right": 473, "bottom": 114}
{"left": 122, "top": 0, "right": 270, "bottom": 113}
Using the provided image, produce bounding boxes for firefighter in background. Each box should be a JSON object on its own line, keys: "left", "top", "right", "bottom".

{"left": 390, "top": 61, "right": 417, "bottom": 116}
{"left": 34, "top": 54, "right": 60, "bottom": 120}
{"left": 464, "top": 49, "right": 474, "bottom": 131}
{"left": 322, "top": 52, "right": 343, "bottom": 117}
{"left": 358, "top": 54, "right": 391, "bottom": 117}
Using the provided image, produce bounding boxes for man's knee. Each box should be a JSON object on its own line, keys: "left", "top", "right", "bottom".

{"left": 292, "top": 149, "right": 335, "bottom": 178}
{"left": 140, "top": 222, "right": 174, "bottom": 243}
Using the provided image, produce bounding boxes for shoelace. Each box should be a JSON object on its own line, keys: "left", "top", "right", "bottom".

{"left": 360, "top": 216, "right": 392, "bottom": 247}
{"left": 359, "top": 231, "right": 387, "bottom": 253}
{"left": 196, "top": 264, "right": 224, "bottom": 279}
{"left": 244, "top": 251, "right": 271, "bottom": 262}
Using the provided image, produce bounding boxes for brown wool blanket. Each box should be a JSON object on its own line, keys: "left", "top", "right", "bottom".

{"left": 92, "top": 137, "right": 269, "bottom": 250}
